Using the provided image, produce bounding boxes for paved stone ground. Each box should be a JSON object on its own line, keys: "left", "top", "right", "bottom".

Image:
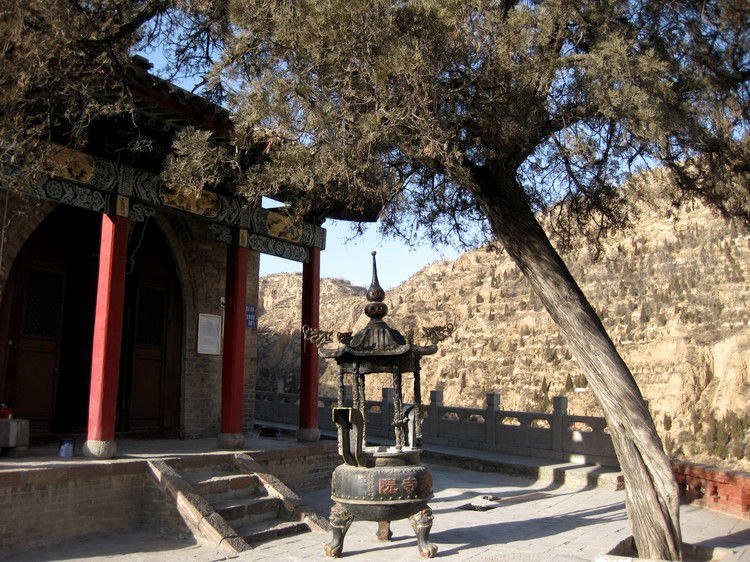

{"left": 7, "top": 462, "right": 749, "bottom": 562}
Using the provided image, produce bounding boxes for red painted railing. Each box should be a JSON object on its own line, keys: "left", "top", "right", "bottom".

{"left": 672, "top": 461, "right": 750, "bottom": 519}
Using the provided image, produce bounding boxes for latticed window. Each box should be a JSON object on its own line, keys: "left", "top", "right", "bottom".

{"left": 135, "top": 287, "right": 166, "bottom": 346}
{"left": 23, "top": 270, "right": 63, "bottom": 337}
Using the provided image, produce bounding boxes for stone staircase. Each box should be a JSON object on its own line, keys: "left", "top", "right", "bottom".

{"left": 146, "top": 453, "right": 328, "bottom": 554}
{"left": 182, "top": 460, "right": 310, "bottom": 544}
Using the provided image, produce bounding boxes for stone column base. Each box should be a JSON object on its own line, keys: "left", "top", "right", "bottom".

{"left": 83, "top": 439, "right": 117, "bottom": 459}
{"left": 218, "top": 432, "right": 246, "bottom": 449}
{"left": 297, "top": 427, "right": 320, "bottom": 442}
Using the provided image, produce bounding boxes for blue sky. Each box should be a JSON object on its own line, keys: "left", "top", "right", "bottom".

{"left": 260, "top": 219, "right": 465, "bottom": 289}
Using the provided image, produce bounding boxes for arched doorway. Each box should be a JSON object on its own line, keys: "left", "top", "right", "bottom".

{"left": 0, "top": 206, "right": 182, "bottom": 440}
{"left": 117, "top": 218, "right": 182, "bottom": 437}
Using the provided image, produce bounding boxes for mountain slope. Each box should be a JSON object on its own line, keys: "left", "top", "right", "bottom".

{"left": 257, "top": 190, "right": 749, "bottom": 468}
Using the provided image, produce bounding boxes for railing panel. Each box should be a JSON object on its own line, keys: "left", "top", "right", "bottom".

{"left": 498, "top": 410, "right": 554, "bottom": 427}
{"left": 427, "top": 404, "right": 492, "bottom": 448}
{"left": 562, "top": 414, "right": 617, "bottom": 465}
{"left": 366, "top": 413, "right": 388, "bottom": 438}
{"left": 497, "top": 426, "right": 553, "bottom": 450}
{"left": 254, "top": 401, "right": 275, "bottom": 421}
{"left": 437, "top": 418, "right": 485, "bottom": 443}
{"left": 317, "top": 397, "right": 335, "bottom": 430}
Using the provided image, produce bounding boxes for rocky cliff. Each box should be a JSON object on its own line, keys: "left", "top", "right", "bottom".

{"left": 257, "top": 189, "right": 749, "bottom": 469}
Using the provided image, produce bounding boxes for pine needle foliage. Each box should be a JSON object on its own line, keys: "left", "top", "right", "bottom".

{"left": 0, "top": 1, "right": 169, "bottom": 190}
{"left": 157, "top": 0, "right": 748, "bottom": 246}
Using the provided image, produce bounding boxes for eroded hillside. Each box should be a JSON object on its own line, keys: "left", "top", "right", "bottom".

{"left": 257, "top": 191, "right": 749, "bottom": 469}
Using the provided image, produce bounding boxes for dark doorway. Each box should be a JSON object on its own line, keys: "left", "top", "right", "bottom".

{"left": 117, "top": 219, "right": 182, "bottom": 437}
{"left": 0, "top": 207, "right": 182, "bottom": 439}
{"left": 0, "top": 207, "right": 100, "bottom": 437}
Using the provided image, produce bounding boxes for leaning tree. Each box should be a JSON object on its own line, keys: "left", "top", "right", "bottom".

{"left": 156, "top": 2, "right": 748, "bottom": 559}
{"left": 3, "top": 1, "right": 749, "bottom": 559}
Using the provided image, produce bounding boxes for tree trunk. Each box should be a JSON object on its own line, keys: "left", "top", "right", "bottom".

{"left": 479, "top": 176, "right": 682, "bottom": 560}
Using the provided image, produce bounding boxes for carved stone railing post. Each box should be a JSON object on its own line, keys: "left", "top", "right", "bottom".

{"left": 382, "top": 387, "right": 394, "bottom": 440}
{"left": 552, "top": 396, "right": 568, "bottom": 459}
{"left": 485, "top": 393, "right": 501, "bottom": 448}
{"left": 428, "top": 390, "right": 443, "bottom": 440}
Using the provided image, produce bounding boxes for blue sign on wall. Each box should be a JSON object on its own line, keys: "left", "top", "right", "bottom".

{"left": 245, "top": 304, "right": 257, "bottom": 329}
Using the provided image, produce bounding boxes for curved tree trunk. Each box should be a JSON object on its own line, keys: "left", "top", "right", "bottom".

{"left": 478, "top": 176, "right": 682, "bottom": 560}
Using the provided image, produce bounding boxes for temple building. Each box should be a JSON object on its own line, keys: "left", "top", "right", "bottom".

{"left": 0, "top": 58, "right": 370, "bottom": 458}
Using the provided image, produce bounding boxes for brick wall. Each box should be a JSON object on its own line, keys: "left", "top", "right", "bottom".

{"left": 250, "top": 441, "right": 340, "bottom": 492}
{"left": 172, "top": 217, "right": 229, "bottom": 438}
{"left": 160, "top": 215, "right": 260, "bottom": 438}
{"left": 244, "top": 250, "right": 260, "bottom": 433}
{"left": 0, "top": 462, "right": 145, "bottom": 554}
{"left": 149, "top": 214, "right": 260, "bottom": 439}
{"left": 0, "top": 196, "right": 55, "bottom": 297}
{"left": 142, "top": 474, "right": 194, "bottom": 539}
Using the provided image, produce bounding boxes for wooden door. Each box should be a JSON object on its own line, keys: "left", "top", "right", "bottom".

{"left": 126, "top": 282, "right": 168, "bottom": 432}
{"left": 7, "top": 265, "right": 66, "bottom": 435}
{"left": 0, "top": 208, "right": 182, "bottom": 440}
{"left": 118, "top": 221, "right": 181, "bottom": 437}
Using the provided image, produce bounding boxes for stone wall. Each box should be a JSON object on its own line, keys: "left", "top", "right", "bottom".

{"left": 154, "top": 215, "right": 260, "bottom": 438}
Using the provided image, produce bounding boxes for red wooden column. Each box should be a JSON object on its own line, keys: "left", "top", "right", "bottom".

{"left": 83, "top": 213, "right": 129, "bottom": 459}
{"left": 298, "top": 246, "right": 321, "bottom": 442}
{"left": 219, "top": 243, "right": 248, "bottom": 448}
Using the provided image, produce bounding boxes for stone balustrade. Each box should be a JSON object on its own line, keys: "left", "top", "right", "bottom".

{"left": 254, "top": 388, "right": 619, "bottom": 467}
{"left": 255, "top": 389, "right": 750, "bottom": 520}
{"left": 255, "top": 389, "right": 750, "bottom": 519}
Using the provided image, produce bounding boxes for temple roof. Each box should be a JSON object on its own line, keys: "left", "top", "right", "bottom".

{"left": 82, "top": 56, "right": 382, "bottom": 223}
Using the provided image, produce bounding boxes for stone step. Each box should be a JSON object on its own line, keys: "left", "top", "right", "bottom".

{"left": 237, "top": 519, "right": 310, "bottom": 544}
{"left": 214, "top": 495, "right": 282, "bottom": 524}
{"left": 176, "top": 459, "right": 235, "bottom": 475}
{"left": 180, "top": 466, "right": 243, "bottom": 484}
{"left": 189, "top": 473, "right": 261, "bottom": 500}
{"left": 172, "top": 462, "right": 313, "bottom": 549}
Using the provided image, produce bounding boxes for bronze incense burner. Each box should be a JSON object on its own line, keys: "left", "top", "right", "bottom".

{"left": 316, "top": 252, "right": 442, "bottom": 558}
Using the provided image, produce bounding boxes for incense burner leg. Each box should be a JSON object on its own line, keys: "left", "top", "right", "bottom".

{"left": 325, "top": 503, "right": 354, "bottom": 558}
{"left": 376, "top": 520, "right": 393, "bottom": 541}
{"left": 409, "top": 507, "right": 437, "bottom": 558}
